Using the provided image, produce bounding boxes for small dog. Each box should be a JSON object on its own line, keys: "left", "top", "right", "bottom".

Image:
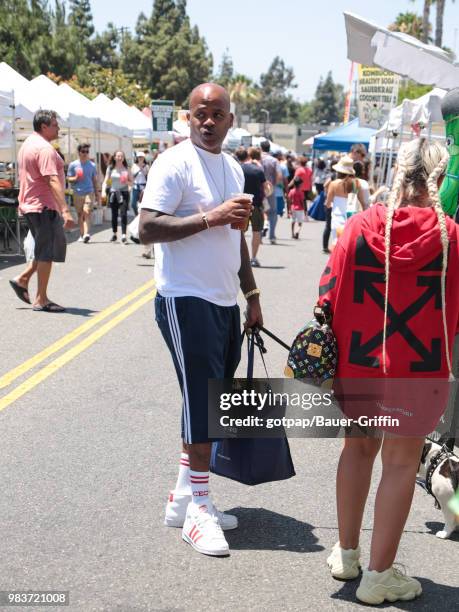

{"left": 418, "top": 439, "right": 459, "bottom": 539}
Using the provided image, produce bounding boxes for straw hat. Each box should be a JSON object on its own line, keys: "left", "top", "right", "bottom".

{"left": 332, "top": 156, "right": 355, "bottom": 175}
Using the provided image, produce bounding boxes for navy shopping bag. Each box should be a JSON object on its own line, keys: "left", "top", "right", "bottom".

{"left": 210, "top": 329, "right": 296, "bottom": 485}
{"left": 308, "top": 191, "right": 326, "bottom": 221}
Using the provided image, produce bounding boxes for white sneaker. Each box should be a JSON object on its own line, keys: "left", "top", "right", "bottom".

{"left": 356, "top": 566, "right": 422, "bottom": 605}
{"left": 182, "top": 502, "right": 230, "bottom": 556}
{"left": 83, "top": 234, "right": 90, "bottom": 243}
{"left": 77, "top": 236, "right": 84, "bottom": 242}
{"left": 121, "top": 234, "right": 127, "bottom": 244}
{"left": 327, "top": 542, "right": 361, "bottom": 579}
{"left": 164, "top": 492, "right": 238, "bottom": 530}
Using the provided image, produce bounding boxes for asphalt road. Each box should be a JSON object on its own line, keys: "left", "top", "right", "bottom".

{"left": 0, "top": 217, "right": 458, "bottom": 612}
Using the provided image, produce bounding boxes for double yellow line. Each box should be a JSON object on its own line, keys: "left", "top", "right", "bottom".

{"left": 0, "top": 280, "right": 156, "bottom": 413}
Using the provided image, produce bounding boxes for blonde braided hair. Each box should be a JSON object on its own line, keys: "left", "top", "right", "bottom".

{"left": 426, "top": 153, "right": 452, "bottom": 378}
{"left": 382, "top": 148, "right": 408, "bottom": 374}
{"left": 382, "top": 139, "right": 453, "bottom": 378}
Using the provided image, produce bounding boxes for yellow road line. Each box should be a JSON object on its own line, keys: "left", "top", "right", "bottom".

{"left": 0, "top": 280, "right": 155, "bottom": 390}
{"left": 0, "top": 289, "right": 156, "bottom": 413}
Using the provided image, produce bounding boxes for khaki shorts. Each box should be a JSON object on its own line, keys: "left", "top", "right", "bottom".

{"left": 73, "top": 193, "right": 95, "bottom": 214}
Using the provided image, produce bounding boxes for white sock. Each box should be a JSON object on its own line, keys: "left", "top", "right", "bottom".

{"left": 190, "top": 469, "right": 210, "bottom": 508}
{"left": 173, "top": 452, "right": 191, "bottom": 495}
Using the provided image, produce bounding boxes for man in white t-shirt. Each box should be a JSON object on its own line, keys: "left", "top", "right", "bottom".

{"left": 139, "top": 83, "right": 263, "bottom": 557}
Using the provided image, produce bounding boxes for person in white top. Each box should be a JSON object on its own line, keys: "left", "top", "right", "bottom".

{"left": 325, "top": 156, "right": 366, "bottom": 250}
{"left": 139, "top": 83, "right": 263, "bottom": 557}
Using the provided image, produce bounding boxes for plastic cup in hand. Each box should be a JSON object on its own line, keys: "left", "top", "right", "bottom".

{"left": 76, "top": 167, "right": 84, "bottom": 179}
{"left": 230, "top": 192, "right": 253, "bottom": 231}
{"left": 120, "top": 171, "right": 128, "bottom": 184}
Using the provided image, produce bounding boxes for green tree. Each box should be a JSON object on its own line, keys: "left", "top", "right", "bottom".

{"left": 46, "top": 1, "right": 80, "bottom": 79}
{"left": 0, "top": 0, "right": 38, "bottom": 77}
{"left": 226, "top": 75, "right": 260, "bottom": 124}
{"left": 216, "top": 49, "right": 234, "bottom": 86}
{"left": 397, "top": 81, "right": 432, "bottom": 103}
{"left": 297, "top": 101, "right": 315, "bottom": 125}
{"left": 388, "top": 11, "right": 425, "bottom": 39}
{"left": 68, "top": 0, "right": 94, "bottom": 41}
{"left": 252, "top": 56, "right": 300, "bottom": 123}
{"left": 122, "top": 0, "right": 212, "bottom": 105}
{"left": 88, "top": 23, "right": 120, "bottom": 69}
{"left": 310, "top": 72, "right": 343, "bottom": 124}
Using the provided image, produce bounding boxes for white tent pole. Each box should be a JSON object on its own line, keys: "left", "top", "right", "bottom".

{"left": 11, "top": 89, "right": 17, "bottom": 187}
{"left": 377, "top": 122, "right": 390, "bottom": 188}
{"left": 67, "top": 126, "right": 71, "bottom": 162}
{"left": 427, "top": 121, "right": 433, "bottom": 143}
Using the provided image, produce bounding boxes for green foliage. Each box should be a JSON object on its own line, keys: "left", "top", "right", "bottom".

{"left": 121, "top": 0, "right": 212, "bottom": 105}
{"left": 216, "top": 49, "right": 234, "bottom": 86}
{"left": 388, "top": 11, "right": 425, "bottom": 39}
{"left": 397, "top": 81, "right": 432, "bottom": 103}
{"left": 0, "top": 0, "right": 348, "bottom": 127}
{"left": 88, "top": 23, "right": 120, "bottom": 69}
{"left": 68, "top": 0, "right": 94, "bottom": 40}
{"left": 309, "top": 72, "right": 343, "bottom": 124}
{"left": 0, "top": 0, "right": 39, "bottom": 77}
{"left": 251, "top": 56, "right": 300, "bottom": 123}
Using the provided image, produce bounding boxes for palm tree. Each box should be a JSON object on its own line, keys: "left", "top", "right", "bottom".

{"left": 227, "top": 76, "right": 260, "bottom": 126}
{"left": 388, "top": 12, "right": 425, "bottom": 40}
{"left": 434, "top": 0, "right": 456, "bottom": 47}
{"left": 421, "top": 0, "right": 432, "bottom": 43}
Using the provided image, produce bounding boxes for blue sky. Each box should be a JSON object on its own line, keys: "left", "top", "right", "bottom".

{"left": 89, "top": 0, "right": 459, "bottom": 101}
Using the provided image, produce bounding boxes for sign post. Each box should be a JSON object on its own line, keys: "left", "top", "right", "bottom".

{"left": 151, "top": 100, "right": 175, "bottom": 133}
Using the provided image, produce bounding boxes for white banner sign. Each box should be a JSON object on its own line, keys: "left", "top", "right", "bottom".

{"left": 357, "top": 66, "right": 400, "bottom": 129}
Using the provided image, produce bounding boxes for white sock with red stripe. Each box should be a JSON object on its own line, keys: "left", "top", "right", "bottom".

{"left": 190, "top": 469, "right": 210, "bottom": 508}
{"left": 173, "top": 452, "right": 191, "bottom": 495}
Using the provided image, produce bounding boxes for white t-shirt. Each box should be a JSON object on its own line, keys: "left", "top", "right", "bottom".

{"left": 358, "top": 178, "right": 370, "bottom": 208}
{"left": 140, "top": 139, "right": 244, "bottom": 306}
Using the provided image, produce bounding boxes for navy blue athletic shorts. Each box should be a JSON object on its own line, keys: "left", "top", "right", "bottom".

{"left": 155, "top": 293, "right": 241, "bottom": 444}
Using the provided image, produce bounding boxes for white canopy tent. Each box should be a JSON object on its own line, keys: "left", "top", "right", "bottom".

{"left": 0, "top": 63, "right": 34, "bottom": 129}
{"left": 58, "top": 85, "right": 135, "bottom": 160}
{"left": 250, "top": 136, "right": 289, "bottom": 155}
{"left": 0, "top": 90, "right": 16, "bottom": 168}
{"left": 344, "top": 12, "right": 459, "bottom": 88}
{"left": 91, "top": 94, "right": 133, "bottom": 158}
{"left": 223, "top": 127, "right": 252, "bottom": 149}
{"left": 369, "top": 87, "right": 447, "bottom": 186}
{"left": 111, "top": 97, "right": 153, "bottom": 143}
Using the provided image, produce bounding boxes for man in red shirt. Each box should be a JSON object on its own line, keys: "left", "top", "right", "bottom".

{"left": 9, "top": 110, "right": 75, "bottom": 312}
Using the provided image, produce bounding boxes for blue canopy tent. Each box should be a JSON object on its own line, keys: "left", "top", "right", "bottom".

{"left": 313, "top": 118, "right": 376, "bottom": 152}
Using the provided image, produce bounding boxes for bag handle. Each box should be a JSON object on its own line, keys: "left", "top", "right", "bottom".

{"left": 241, "top": 329, "right": 270, "bottom": 380}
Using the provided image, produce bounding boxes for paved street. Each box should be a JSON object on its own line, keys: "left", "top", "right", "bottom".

{"left": 1, "top": 218, "right": 458, "bottom": 612}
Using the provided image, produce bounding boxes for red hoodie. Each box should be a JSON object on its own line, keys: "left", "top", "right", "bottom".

{"left": 318, "top": 204, "right": 459, "bottom": 434}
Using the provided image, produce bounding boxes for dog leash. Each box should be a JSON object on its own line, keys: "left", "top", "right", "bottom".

{"left": 259, "top": 326, "right": 290, "bottom": 351}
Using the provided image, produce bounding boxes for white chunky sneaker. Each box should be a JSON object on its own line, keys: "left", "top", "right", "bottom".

{"left": 327, "top": 542, "right": 361, "bottom": 579}
{"left": 164, "top": 492, "right": 238, "bottom": 530}
{"left": 182, "top": 502, "right": 230, "bottom": 556}
{"left": 356, "top": 567, "right": 422, "bottom": 605}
